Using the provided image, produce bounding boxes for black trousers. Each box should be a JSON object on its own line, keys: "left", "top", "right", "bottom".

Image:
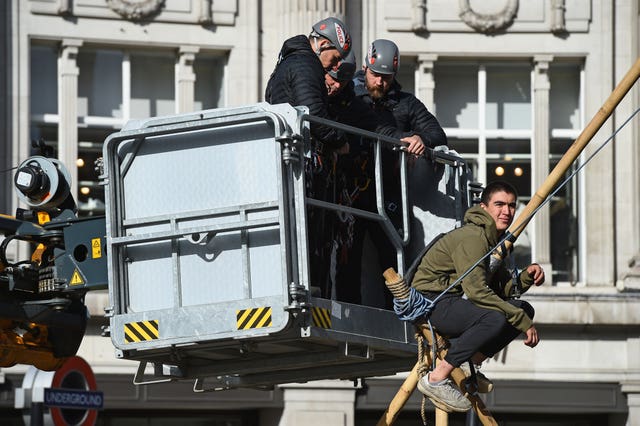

{"left": 334, "top": 177, "right": 398, "bottom": 308}
{"left": 306, "top": 152, "right": 338, "bottom": 297}
{"left": 334, "top": 217, "right": 396, "bottom": 307}
{"left": 334, "top": 146, "right": 401, "bottom": 308}
{"left": 423, "top": 292, "right": 535, "bottom": 367}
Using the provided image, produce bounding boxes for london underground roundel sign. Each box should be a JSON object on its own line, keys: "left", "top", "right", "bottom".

{"left": 45, "top": 356, "right": 102, "bottom": 426}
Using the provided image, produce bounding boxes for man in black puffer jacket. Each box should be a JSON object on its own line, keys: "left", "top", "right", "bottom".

{"left": 334, "top": 39, "right": 448, "bottom": 307}
{"left": 319, "top": 53, "right": 427, "bottom": 300}
{"left": 326, "top": 52, "right": 425, "bottom": 152}
{"left": 266, "top": 17, "right": 354, "bottom": 296}
{"left": 354, "top": 39, "right": 447, "bottom": 149}
{"left": 265, "top": 16, "right": 352, "bottom": 151}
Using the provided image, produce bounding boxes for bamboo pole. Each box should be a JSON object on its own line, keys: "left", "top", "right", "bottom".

{"left": 494, "top": 57, "right": 640, "bottom": 260}
{"left": 375, "top": 335, "right": 451, "bottom": 426}
{"left": 377, "top": 58, "right": 640, "bottom": 423}
{"left": 378, "top": 269, "right": 497, "bottom": 426}
{"left": 435, "top": 408, "right": 449, "bottom": 425}
{"left": 376, "top": 361, "right": 422, "bottom": 426}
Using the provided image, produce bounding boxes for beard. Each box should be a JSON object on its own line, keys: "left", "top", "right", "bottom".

{"left": 365, "top": 80, "right": 387, "bottom": 100}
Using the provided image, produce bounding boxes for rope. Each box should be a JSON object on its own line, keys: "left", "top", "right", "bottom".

{"left": 384, "top": 93, "right": 640, "bottom": 426}
{"left": 386, "top": 275, "right": 446, "bottom": 425}
{"left": 420, "top": 397, "right": 428, "bottom": 425}
{"left": 504, "top": 105, "right": 640, "bottom": 244}
{"left": 415, "top": 331, "right": 430, "bottom": 425}
{"left": 386, "top": 275, "right": 439, "bottom": 369}
{"left": 392, "top": 287, "right": 435, "bottom": 322}
{"left": 418, "top": 105, "right": 640, "bottom": 307}
{"left": 0, "top": 165, "right": 18, "bottom": 174}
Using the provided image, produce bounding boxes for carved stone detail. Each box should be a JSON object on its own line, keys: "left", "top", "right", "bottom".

{"left": 106, "top": 0, "right": 165, "bottom": 21}
{"left": 618, "top": 254, "right": 640, "bottom": 292}
{"left": 458, "top": 0, "right": 518, "bottom": 34}
{"left": 199, "top": 0, "right": 212, "bottom": 25}
{"left": 412, "top": 0, "right": 427, "bottom": 33}
{"left": 58, "top": 0, "right": 72, "bottom": 16}
{"left": 550, "top": 0, "right": 566, "bottom": 34}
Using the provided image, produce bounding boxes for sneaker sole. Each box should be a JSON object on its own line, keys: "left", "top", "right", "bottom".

{"left": 417, "top": 380, "right": 472, "bottom": 413}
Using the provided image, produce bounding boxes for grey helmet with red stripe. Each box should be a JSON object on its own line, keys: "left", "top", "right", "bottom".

{"left": 365, "top": 39, "right": 400, "bottom": 75}
{"left": 327, "top": 51, "right": 356, "bottom": 82}
{"left": 311, "top": 17, "right": 352, "bottom": 57}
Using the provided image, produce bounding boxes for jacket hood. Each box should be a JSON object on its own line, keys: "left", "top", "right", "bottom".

{"left": 278, "top": 35, "right": 315, "bottom": 62}
{"left": 464, "top": 205, "right": 499, "bottom": 245}
{"left": 353, "top": 70, "right": 366, "bottom": 95}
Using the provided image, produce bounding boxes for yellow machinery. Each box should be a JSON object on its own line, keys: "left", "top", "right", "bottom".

{"left": 0, "top": 156, "right": 107, "bottom": 370}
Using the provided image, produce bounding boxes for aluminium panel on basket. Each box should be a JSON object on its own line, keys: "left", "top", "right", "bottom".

{"left": 103, "top": 103, "right": 306, "bottom": 352}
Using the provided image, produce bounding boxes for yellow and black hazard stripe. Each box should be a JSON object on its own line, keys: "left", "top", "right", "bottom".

{"left": 311, "top": 307, "right": 331, "bottom": 329}
{"left": 124, "top": 320, "right": 159, "bottom": 343}
{"left": 236, "top": 307, "right": 272, "bottom": 330}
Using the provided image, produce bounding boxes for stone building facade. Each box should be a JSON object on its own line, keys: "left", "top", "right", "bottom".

{"left": 1, "top": 0, "right": 639, "bottom": 425}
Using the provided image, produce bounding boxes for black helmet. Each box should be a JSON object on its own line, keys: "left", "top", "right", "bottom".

{"left": 328, "top": 51, "right": 356, "bottom": 82}
{"left": 311, "top": 17, "right": 352, "bottom": 57}
{"left": 365, "top": 39, "right": 400, "bottom": 75}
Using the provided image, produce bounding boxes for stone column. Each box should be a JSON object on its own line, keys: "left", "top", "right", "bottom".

{"left": 417, "top": 53, "right": 437, "bottom": 111}
{"left": 361, "top": 0, "right": 376, "bottom": 57}
{"left": 613, "top": 0, "right": 640, "bottom": 291}
{"left": 0, "top": 1, "right": 10, "bottom": 214}
{"left": 176, "top": 46, "right": 199, "bottom": 114}
{"left": 57, "top": 39, "right": 82, "bottom": 198}
{"left": 532, "top": 55, "right": 553, "bottom": 279}
{"left": 622, "top": 382, "right": 640, "bottom": 426}
{"left": 623, "top": 336, "right": 640, "bottom": 424}
{"left": 278, "top": 381, "right": 356, "bottom": 426}
{"left": 276, "top": 0, "right": 346, "bottom": 43}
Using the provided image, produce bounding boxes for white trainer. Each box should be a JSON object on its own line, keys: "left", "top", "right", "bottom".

{"left": 417, "top": 373, "right": 472, "bottom": 413}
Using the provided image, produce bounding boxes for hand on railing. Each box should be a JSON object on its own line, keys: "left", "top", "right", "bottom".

{"left": 400, "top": 135, "right": 425, "bottom": 156}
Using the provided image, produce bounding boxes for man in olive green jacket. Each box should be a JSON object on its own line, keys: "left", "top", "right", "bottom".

{"left": 413, "top": 181, "right": 545, "bottom": 413}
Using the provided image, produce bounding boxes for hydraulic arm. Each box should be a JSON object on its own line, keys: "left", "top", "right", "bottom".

{"left": 0, "top": 155, "right": 107, "bottom": 370}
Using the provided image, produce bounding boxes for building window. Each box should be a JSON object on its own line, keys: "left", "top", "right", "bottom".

{"left": 429, "top": 60, "right": 583, "bottom": 284}
{"left": 549, "top": 62, "right": 583, "bottom": 283}
{"left": 130, "top": 51, "right": 175, "bottom": 118}
{"left": 29, "top": 43, "right": 227, "bottom": 216}
{"left": 485, "top": 65, "right": 531, "bottom": 130}
{"left": 194, "top": 55, "right": 226, "bottom": 110}
{"left": 31, "top": 45, "right": 58, "bottom": 117}
{"left": 78, "top": 49, "right": 124, "bottom": 119}
{"left": 397, "top": 56, "right": 415, "bottom": 95}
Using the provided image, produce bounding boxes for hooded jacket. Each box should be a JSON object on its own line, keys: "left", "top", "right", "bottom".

{"left": 412, "top": 205, "right": 535, "bottom": 333}
{"left": 353, "top": 70, "right": 448, "bottom": 148}
{"left": 265, "top": 35, "right": 346, "bottom": 148}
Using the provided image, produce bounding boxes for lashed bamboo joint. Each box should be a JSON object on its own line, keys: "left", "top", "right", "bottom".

{"left": 384, "top": 273, "right": 411, "bottom": 300}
